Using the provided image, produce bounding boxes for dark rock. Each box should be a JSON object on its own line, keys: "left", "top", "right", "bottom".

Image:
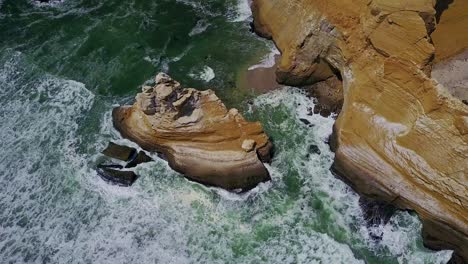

{"left": 447, "top": 252, "right": 464, "bottom": 264}
{"left": 358, "top": 197, "right": 397, "bottom": 242}
{"left": 97, "top": 164, "right": 138, "bottom": 187}
{"left": 308, "top": 144, "right": 321, "bottom": 155}
{"left": 102, "top": 142, "right": 137, "bottom": 162}
{"left": 304, "top": 76, "right": 344, "bottom": 118}
{"left": 257, "top": 141, "right": 274, "bottom": 163}
{"left": 126, "top": 151, "right": 153, "bottom": 168}
{"left": 320, "top": 108, "right": 331, "bottom": 117}
{"left": 359, "top": 197, "right": 397, "bottom": 227}
{"left": 299, "top": 118, "right": 311, "bottom": 125}
{"left": 421, "top": 219, "right": 467, "bottom": 263}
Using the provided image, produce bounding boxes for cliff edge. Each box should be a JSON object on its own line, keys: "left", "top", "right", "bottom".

{"left": 252, "top": 0, "right": 467, "bottom": 261}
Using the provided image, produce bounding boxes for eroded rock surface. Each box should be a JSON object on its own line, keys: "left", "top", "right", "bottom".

{"left": 252, "top": 0, "right": 468, "bottom": 260}
{"left": 113, "top": 73, "right": 272, "bottom": 191}
{"left": 432, "top": 0, "right": 468, "bottom": 62}
{"left": 305, "top": 76, "right": 343, "bottom": 117}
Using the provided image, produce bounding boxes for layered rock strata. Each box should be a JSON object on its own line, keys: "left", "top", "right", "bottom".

{"left": 432, "top": 0, "right": 468, "bottom": 62}
{"left": 252, "top": 0, "right": 467, "bottom": 260}
{"left": 113, "top": 73, "right": 272, "bottom": 191}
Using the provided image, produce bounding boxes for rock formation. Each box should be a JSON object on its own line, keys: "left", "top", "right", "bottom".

{"left": 96, "top": 142, "right": 153, "bottom": 186}
{"left": 252, "top": 0, "right": 467, "bottom": 261}
{"left": 101, "top": 142, "right": 153, "bottom": 169}
{"left": 113, "top": 73, "right": 273, "bottom": 191}
{"left": 432, "top": 0, "right": 468, "bottom": 63}
{"left": 97, "top": 164, "right": 138, "bottom": 187}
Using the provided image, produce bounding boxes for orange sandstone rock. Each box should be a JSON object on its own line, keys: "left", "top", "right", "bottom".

{"left": 252, "top": 0, "right": 468, "bottom": 260}
{"left": 432, "top": 0, "right": 468, "bottom": 62}
{"left": 113, "top": 73, "right": 272, "bottom": 191}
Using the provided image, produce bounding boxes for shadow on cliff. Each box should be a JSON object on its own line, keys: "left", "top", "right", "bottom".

{"left": 435, "top": 0, "right": 454, "bottom": 23}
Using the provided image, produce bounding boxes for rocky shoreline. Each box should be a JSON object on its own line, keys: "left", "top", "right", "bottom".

{"left": 251, "top": 0, "right": 467, "bottom": 262}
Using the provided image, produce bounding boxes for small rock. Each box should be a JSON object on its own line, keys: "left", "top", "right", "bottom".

{"left": 257, "top": 141, "right": 274, "bottom": 163}
{"left": 97, "top": 164, "right": 138, "bottom": 187}
{"left": 102, "top": 142, "right": 137, "bottom": 161}
{"left": 320, "top": 108, "right": 331, "bottom": 117}
{"left": 242, "top": 139, "right": 256, "bottom": 152}
{"left": 155, "top": 72, "right": 172, "bottom": 84}
{"left": 126, "top": 151, "right": 153, "bottom": 168}
{"left": 313, "top": 105, "right": 321, "bottom": 115}
{"left": 308, "top": 144, "right": 321, "bottom": 155}
{"left": 299, "top": 118, "right": 311, "bottom": 125}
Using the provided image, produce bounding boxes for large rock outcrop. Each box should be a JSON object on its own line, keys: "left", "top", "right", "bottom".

{"left": 252, "top": 0, "right": 468, "bottom": 261}
{"left": 113, "top": 73, "right": 273, "bottom": 191}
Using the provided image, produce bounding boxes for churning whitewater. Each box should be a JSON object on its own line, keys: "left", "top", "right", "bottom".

{"left": 0, "top": 0, "right": 453, "bottom": 263}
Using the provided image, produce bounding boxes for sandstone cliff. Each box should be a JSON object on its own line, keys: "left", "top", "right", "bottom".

{"left": 432, "top": 0, "right": 468, "bottom": 62}
{"left": 113, "top": 73, "right": 272, "bottom": 191}
{"left": 252, "top": 0, "right": 467, "bottom": 261}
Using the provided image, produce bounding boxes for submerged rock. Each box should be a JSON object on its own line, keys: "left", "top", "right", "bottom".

{"left": 113, "top": 73, "right": 273, "bottom": 191}
{"left": 96, "top": 164, "right": 138, "bottom": 187}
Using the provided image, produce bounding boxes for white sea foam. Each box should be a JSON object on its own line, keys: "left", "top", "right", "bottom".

{"left": 249, "top": 87, "right": 452, "bottom": 263}
{"left": 175, "top": 0, "right": 221, "bottom": 17}
{"left": 248, "top": 44, "right": 280, "bottom": 70}
{"left": 32, "top": 0, "right": 65, "bottom": 7}
{"left": 171, "top": 45, "right": 192, "bottom": 62}
{"left": 229, "top": 0, "right": 252, "bottom": 22}
{"left": 0, "top": 50, "right": 453, "bottom": 263}
{"left": 189, "top": 19, "right": 210, "bottom": 36}
{"left": 189, "top": 65, "right": 215, "bottom": 82}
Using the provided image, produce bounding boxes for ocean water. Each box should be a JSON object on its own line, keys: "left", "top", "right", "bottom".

{"left": 0, "top": 1, "right": 453, "bottom": 263}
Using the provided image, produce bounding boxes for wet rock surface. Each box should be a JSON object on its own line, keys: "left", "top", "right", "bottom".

{"left": 126, "top": 151, "right": 153, "bottom": 168}
{"left": 102, "top": 142, "right": 137, "bottom": 162}
{"left": 98, "top": 142, "right": 154, "bottom": 186}
{"left": 97, "top": 164, "right": 138, "bottom": 187}
{"left": 113, "top": 73, "right": 273, "bottom": 191}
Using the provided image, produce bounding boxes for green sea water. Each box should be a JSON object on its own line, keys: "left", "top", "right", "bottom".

{"left": 0, "top": 0, "right": 453, "bottom": 263}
